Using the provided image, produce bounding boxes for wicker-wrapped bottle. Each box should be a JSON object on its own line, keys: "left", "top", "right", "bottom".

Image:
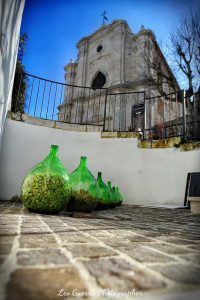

{"left": 67, "top": 156, "right": 97, "bottom": 212}
{"left": 95, "top": 172, "right": 110, "bottom": 209}
{"left": 21, "top": 145, "right": 71, "bottom": 214}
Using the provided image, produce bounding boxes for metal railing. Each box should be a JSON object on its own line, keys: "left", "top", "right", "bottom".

{"left": 143, "top": 91, "right": 200, "bottom": 141}
{"left": 143, "top": 90, "right": 184, "bottom": 140}
{"left": 103, "top": 89, "right": 200, "bottom": 141}
{"left": 12, "top": 72, "right": 106, "bottom": 126}
{"left": 184, "top": 92, "right": 200, "bottom": 141}
{"left": 12, "top": 72, "right": 200, "bottom": 141}
{"left": 103, "top": 91, "right": 145, "bottom": 132}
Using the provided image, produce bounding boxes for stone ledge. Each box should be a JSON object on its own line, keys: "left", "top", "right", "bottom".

{"left": 101, "top": 131, "right": 141, "bottom": 138}
{"left": 22, "top": 114, "right": 56, "bottom": 128}
{"left": 101, "top": 132, "right": 118, "bottom": 138}
{"left": 7, "top": 111, "right": 102, "bottom": 132}
{"left": 55, "top": 121, "right": 102, "bottom": 132}
{"left": 180, "top": 141, "right": 200, "bottom": 152}
{"left": 7, "top": 111, "right": 22, "bottom": 121}
{"left": 138, "top": 137, "right": 182, "bottom": 149}
{"left": 7, "top": 112, "right": 200, "bottom": 149}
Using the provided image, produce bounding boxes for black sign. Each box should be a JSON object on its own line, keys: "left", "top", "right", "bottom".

{"left": 133, "top": 103, "right": 144, "bottom": 116}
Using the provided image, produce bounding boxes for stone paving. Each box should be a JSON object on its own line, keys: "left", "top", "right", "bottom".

{"left": 0, "top": 201, "right": 200, "bottom": 300}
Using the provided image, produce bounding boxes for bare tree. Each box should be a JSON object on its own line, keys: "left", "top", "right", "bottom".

{"left": 170, "top": 9, "right": 200, "bottom": 94}
{"left": 143, "top": 42, "right": 178, "bottom": 96}
{"left": 140, "top": 32, "right": 179, "bottom": 96}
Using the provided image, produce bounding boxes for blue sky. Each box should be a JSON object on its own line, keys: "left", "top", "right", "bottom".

{"left": 21, "top": 0, "right": 199, "bottom": 85}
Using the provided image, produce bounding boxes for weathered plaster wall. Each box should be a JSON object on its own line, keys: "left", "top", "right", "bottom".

{"left": 0, "top": 0, "right": 25, "bottom": 154}
{"left": 0, "top": 119, "right": 199, "bottom": 206}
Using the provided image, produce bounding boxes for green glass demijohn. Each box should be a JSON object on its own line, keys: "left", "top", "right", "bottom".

{"left": 116, "top": 187, "right": 123, "bottom": 206}
{"left": 112, "top": 187, "right": 120, "bottom": 207}
{"left": 67, "top": 156, "right": 97, "bottom": 212}
{"left": 95, "top": 172, "right": 110, "bottom": 210}
{"left": 107, "top": 181, "right": 118, "bottom": 208}
{"left": 21, "top": 145, "right": 71, "bottom": 214}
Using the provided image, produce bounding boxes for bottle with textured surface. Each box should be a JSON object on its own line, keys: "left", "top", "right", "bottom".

{"left": 95, "top": 172, "right": 110, "bottom": 209}
{"left": 21, "top": 145, "right": 71, "bottom": 214}
{"left": 67, "top": 156, "right": 97, "bottom": 212}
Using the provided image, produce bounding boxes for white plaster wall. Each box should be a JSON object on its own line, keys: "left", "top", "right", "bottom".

{"left": 1, "top": 119, "right": 200, "bottom": 205}
{"left": 0, "top": 0, "right": 25, "bottom": 153}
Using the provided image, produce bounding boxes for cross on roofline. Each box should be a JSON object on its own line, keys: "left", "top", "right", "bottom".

{"left": 101, "top": 10, "right": 108, "bottom": 25}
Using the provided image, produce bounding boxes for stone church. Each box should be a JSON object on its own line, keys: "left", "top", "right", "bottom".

{"left": 58, "top": 20, "right": 182, "bottom": 132}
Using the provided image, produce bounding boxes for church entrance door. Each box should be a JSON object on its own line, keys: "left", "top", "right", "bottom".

{"left": 132, "top": 103, "right": 144, "bottom": 132}
{"left": 103, "top": 91, "right": 145, "bottom": 132}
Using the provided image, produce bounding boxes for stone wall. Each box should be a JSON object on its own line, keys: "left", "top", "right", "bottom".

{"left": 1, "top": 202, "right": 200, "bottom": 300}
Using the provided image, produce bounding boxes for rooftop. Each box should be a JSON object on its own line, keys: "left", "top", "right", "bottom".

{"left": 76, "top": 19, "right": 155, "bottom": 48}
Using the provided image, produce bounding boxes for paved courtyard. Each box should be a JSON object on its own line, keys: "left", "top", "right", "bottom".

{"left": 0, "top": 201, "right": 200, "bottom": 300}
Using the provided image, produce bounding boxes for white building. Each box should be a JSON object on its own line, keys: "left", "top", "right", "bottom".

{"left": 59, "top": 20, "right": 182, "bottom": 132}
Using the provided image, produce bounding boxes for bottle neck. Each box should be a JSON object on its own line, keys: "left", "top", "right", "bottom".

{"left": 107, "top": 181, "right": 111, "bottom": 188}
{"left": 48, "top": 145, "right": 58, "bottom": 159}
{"left": 79, "top": 156, "right": 87, "bottom": 169}
{"left": 97, "top": 172, "right": 102, "bottom": 181}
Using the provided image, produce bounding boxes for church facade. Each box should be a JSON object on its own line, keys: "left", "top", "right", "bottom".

{"left": 58, "top": 20, "right": 182, "bottom": 132}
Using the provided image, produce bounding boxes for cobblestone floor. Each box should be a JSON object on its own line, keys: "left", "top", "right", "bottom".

{"left": 0, "top": 201, "right": 200, "bottom": 300}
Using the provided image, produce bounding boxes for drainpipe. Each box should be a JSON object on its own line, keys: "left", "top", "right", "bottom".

{"left": 182, "top": 90, "right": 187, "bottom": 141}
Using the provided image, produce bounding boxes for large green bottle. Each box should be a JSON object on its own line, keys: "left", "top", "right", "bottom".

{"left": 95, "top": 172, "right": 110, "bottom": 210}
{"left": 67, "top": 156, "right": 97, "bottom": 212}
{"left": 21, "top": 145, "right": 71, "bottom": 214}
{"left": 116, "top": 187, "right": 123, "bottom": 206}
{"left": 107, "top": 181, "right": 118, "bottom": 208}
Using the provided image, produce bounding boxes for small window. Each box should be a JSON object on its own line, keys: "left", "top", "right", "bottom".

{"left": 97, "top": 45, "right": 103, "bottom": 53}
{"left": 92, "top": 72, "right": 106, "bottom": 89}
